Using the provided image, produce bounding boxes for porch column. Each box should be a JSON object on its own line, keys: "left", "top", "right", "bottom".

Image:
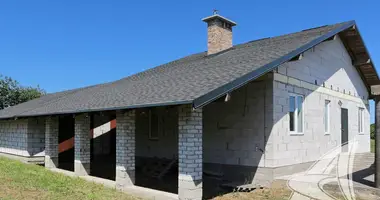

{"left": 74, "top": 114, "right": 91, "bottom": 176}
{"left": 376, "top": 96, "right": 380, "bottom": 188}
{"left": 372, "top": 85, "right": 380, "bottom": 188}
{"left": 178, "top": 105, "right": 203, "bottom": 200}
{"left": 45, "top": 116, "right": 59, "bottom": 168}
{"left": 115, "top": 110, "right": 135, "bottom": 190}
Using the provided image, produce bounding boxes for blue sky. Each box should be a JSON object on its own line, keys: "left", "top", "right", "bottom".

{"left": 0, "top": 0, "right": 379, "bottom": 122}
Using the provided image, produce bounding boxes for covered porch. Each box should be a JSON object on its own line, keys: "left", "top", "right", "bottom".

{"left": 44, "top": 104, "right": 203, "bottom": 200}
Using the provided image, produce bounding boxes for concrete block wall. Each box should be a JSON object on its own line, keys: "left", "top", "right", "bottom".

{"left": 0, "top": 119, "right": 29, "bottom": 156}
{"left": 277, "top": 36, "right": 368, "bottom": 100}
{"left": 45, "top": 116, "right": 59, "bottom": 168}
{"left": 135, "top": 107, "right": 178, "bottom": 159}
{"left": 203, "top": 75, "right": 273, "bottom": 168}
{"left": 27, "top": 118, "right": 45, "bottom": 157}
{"left": 0, "top": 118, "right": 45, "bottom": 158}
{"left": 269, "top": 36, "right": 371, "bottom": 168}
{"left": 116, "top": 110, "right": 136, "bottom": 189}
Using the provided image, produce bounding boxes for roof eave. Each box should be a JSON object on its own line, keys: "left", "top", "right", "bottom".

{"left": 193, "top": 21, "right": 362, "bottom": 109}
{"left": 0, "top": 100, "right": 193, "bottom": 120}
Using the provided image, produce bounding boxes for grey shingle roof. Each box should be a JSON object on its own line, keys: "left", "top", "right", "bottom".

{"left": 0, "top": 21, "right": 359, "bottom": 119}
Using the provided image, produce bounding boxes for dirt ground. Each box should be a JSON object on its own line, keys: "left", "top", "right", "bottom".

{"left": 212, "top": 181, "right": 292, "bottom": 200}
{"left": 212, "top": 180, "right": 380, "bottom": 200}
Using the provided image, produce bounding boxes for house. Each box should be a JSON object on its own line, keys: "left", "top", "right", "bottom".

{"left": 0, "top": 12, "right": 378, "bottom": 200}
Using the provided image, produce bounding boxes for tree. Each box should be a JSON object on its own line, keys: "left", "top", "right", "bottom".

{"left": 0, "top": 74, "right": 45, "bottom": 110}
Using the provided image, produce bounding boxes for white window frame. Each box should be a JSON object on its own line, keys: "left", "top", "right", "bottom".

{"left": 358, "top": 107, "right": 364, "bottom": 134}
{"left": 148, "top": 109, "right": 159, "bottom": 140}
{"left": 324, "top": 100, "right": 330, "bottom": 134}
{"left": 289, "top": 93, "right": 304, "bottom": 135}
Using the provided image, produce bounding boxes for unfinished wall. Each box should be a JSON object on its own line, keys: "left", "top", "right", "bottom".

{"left": 27, "top": 118, "right": 45, "bottom": 157}
{"left": 135, "top": 107, "right": 178, "bottom": 159}
{"left": 202, "top": 75, "right": 274, "bottom": 185}
{"left": 269, "top": 36, "right": 370, "bottom": 168}
{"left": 0, "top": 118, "right": 45, "bottom": 158}
{"left": 277, "top": 36, "right": 368, "bottom": 99}
{"left": 0, "top": 119, "right": 29, "bottom": 156}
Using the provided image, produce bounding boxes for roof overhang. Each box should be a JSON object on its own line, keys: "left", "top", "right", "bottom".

{"left": 193, "top": 20, "right": 380, "bottom": 108}
{"left": 0, "top": 100, "right": 192, "bottom": 120}
{"left": 338, "top": 25, "right": 380, "bottom": 98}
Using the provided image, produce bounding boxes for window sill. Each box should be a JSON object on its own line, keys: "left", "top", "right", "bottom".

{"left": 290, "top": 132, "right": 304, "bottom": 136}
{"left": 324, "top": 132, "right": 330, "bottom": 135}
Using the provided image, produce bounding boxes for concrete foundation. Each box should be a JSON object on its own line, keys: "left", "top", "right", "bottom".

{"left": 45, "top": 155, "right": 58, "bottom": 168}
{"left": 75, "top": 160, "right": 90, "bottom": 176}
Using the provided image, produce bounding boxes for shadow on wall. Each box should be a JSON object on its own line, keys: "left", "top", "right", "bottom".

{"left": 56, "top": 112, "right": 116, "bottom": 179}
{"left": 90, "top": 112, "right": 116, "bottom": 181}
{"left": 27, "top": 117, "right": 45, "bottom": 157}
{"left": 134, "top": 107, "right": 179, "bottom": 194}
{"left": 202, "top": 37, "right": 369, "bottom": 199}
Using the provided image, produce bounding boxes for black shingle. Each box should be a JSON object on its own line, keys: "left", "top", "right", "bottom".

{"left": 0, "top": 21, "right": 354, "bottom": 119}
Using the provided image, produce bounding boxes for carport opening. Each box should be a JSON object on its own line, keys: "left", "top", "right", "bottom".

{"left": 58, "top": 115, "right": 75, "bottom": 171}
{"left": 135, "top": 107, "right": 179, "bottom": 194}
{"left": 90, "top": 112, "right": 116, "bottom": 180}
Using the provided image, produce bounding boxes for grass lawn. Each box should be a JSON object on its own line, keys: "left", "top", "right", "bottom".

{"left": 1, "top": 156, "right": 377, "bottom": 200}
{"left": 371, "top": 139, "right": 375, "bottom": 153}
{"left": 0, "top": 157, "right": 139, "bottom": 200}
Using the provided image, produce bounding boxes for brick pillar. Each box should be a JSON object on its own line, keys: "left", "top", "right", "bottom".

{"left": 45, "top": 116, "right": 59, "bottom": 168}
{"left": 74, "top": 114, "right": 91, "bottom": 176}
{"left": 115, "top": 110, "right": 135, "bottom": 190}
{"left": 178, "top": 104, "right": 203, "bottom": 200}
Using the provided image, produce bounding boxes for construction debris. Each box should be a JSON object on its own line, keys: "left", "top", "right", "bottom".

{"left": 220, "top": 182, "right": 263, "bottom": 192}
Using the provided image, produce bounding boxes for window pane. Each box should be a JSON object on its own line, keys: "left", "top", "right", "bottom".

{"left": 289, "top": 96, "right": 295, "bottom": 131}
{"left": 297, "top": 96, "right": 303, "bottom": 133}
{"left": 359, "top": 109, "right": 361, "bottom": 132}
{"left": 325, "top": 100, "right": 330, "bottom": 133}
{"left": 359, "top": 108, "right": 363, "bottom": 133}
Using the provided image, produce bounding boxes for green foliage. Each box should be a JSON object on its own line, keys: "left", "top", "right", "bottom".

{"left": 0, "top": 74, "right": 45, "bottom": 110}
{"left": 371, "top": 123, "right": 375, "bottom": 139}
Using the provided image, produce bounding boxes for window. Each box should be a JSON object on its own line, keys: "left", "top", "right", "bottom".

{"left": 324, "top": 100, "right": 330, "bottom": 134}
{"left": 358, "top": 108, "right": 364, "bottom": 134}
{"left": 289, "top": 94, "right": 304, "bottom": 134}
{"left": 149, "top": 109, "right": 159, "bottom": 140}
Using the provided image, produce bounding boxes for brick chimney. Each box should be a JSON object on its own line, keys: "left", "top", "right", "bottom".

{"left": 202, "top": 11, "right": 237, "bottom": 55}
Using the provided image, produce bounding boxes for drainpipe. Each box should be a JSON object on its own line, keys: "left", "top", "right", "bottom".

{"left": 375, "top": 96, "right": 380, "bottom": 188}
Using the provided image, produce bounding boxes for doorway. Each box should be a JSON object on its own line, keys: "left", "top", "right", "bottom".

{"left": 58, "top": 115, "right": 75, "bottom": 171}
{"left": 341, "top": 108, "right": 349, "bottom": 152}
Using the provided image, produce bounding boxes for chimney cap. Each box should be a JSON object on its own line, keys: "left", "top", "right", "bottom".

{"left": 202, "top": 13, "right": 237, "bottom": 26}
